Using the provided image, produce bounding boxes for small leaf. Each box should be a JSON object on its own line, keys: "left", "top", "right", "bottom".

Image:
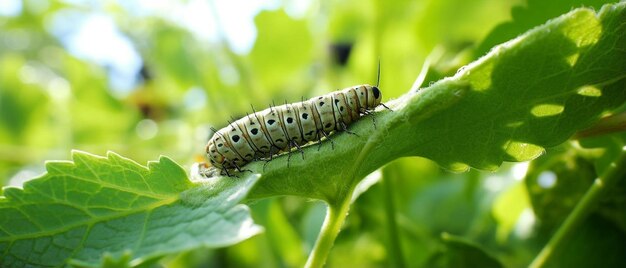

{"left": 524, "top": 145, "right": 596, "bottom": 231}
{"left": 540, "top": 214, "right": 626, "bottom": 267}
{"left": 576, "top": 132, "right": 626, "bottom": 232}
{"left": 0, "top": 151, "right": 261, "bottom": 267}
{"left": 424, "top": 233, "right": 504, "bottom": 268}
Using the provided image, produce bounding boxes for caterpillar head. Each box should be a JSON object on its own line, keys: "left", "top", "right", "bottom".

{"left": 362, "top": 84, "right": 382, "bottom": 109}
{"left": 371, "top": 85, "right": 382, "bottom": 107}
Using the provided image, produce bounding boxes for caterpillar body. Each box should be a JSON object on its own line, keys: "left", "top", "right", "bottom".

{"left": 206, "top": 84, "right": 384, "bottom": 175}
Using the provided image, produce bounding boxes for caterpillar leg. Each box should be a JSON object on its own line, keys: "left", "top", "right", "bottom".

{"left": 362, "top": 110, "right": 377, "bottom": 129}
{"left": 319, "top": 130, "right": 335, "bottom": 149}
{"left": 287, "top": 140, "right": 304, "bottom": 160}
{"left": 285, "top": 139, "right": 304, "bottom": 167}
{"left": 339, "top": 121, "right": 359, "bottom": 137}
{"left": 260, "top": 144, "right": 282, "bottom": 172}
{"left": 267, "top": 145, "right": 281, "bottom": 161}
{"left": 232, "top": 162, "right": 244, "bottom": 173}
{"left": 262, "top": 159, "right": 272, "bottom": 172}
{"left": 221, "top": 166, "right": 233, "bottom": 177}
{"left": 316, "top": 130, "right": 324, "bottom": 151}
{"left": 285, "top": 141, "right": 294, "bottom": 168}
{"left": 381, "top": 103, "right": 393, "bottom": 111}
{"left": 292, "top": 140, "right": 305, "bottom": 160}
{"left": 228, "top": 161, "right": 252, "bottom": 176}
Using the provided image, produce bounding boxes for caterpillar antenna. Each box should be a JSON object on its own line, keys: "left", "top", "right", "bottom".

{"left": 376, "top": 58, "right": 381, "bottom": 88}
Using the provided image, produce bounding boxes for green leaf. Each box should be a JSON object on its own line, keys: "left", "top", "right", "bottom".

{"left": 575, "top": 132, "right": 626, "bottom": 232}
{"left": 249, "top": 10, "right": 314, "bottom": 95}
{"left": 524, "top": 145, "right": 596, "bottom": 231}
{"left": 492, "top": 181, "right": 531, "bottom": 242}
{"left": 522, "top": 142, "right": 626, "bottom": 266}
{"left": 250, "top": 199, "right": 307, "bottom": 267}
{"left": 475, "top": 0, "right": 615, "bottom": 57}
{"left": 0, "top": 151, "right": 261, "bottom": 267}
{"left": 540, "top": 214, "right": 626, "bottom": 267}
{"left": 424, "top": 233, "right": 504, "bottom": 268}
{"left": 245, "top": 3, "right": 626, "bottom": 201}
{"left": 0, "top": 55, "right": 48, "bottom": 141}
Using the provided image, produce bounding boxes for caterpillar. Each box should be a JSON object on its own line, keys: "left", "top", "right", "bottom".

{"left": 205, "top": 84, "right": 386, "bottom": 176}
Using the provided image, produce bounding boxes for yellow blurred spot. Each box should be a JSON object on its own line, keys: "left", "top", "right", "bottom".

{"left": 492, "top": 182, "right": 533, "bottom": 242}
{"left": 469, "top": 60, "right": 494, "bottom": 91}
{"left": 194, "top": 154, "right": 208, "bottom": 164}
{"left": 561, "top": 10, "right": 601, "bottom": 48}
{"left": 504, "top": 141, "right": 544, "bottom": 161}
{"left": 447, "top": 162, "right": 469, "bottom": 172}
{"left": 531, "top": 104, "right": 564, "bottom": 117}
{"left": 576, "top": 85, "right": 602, "bottom": 97}
{"left": 566, "top": 53, "right": 579, "bottom": 66}
{"left": 507, "top": 121, "right": 523, "bottom": 128}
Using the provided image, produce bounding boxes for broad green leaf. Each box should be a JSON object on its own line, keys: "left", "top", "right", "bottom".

{"left": 243, "top": 3, "right": 626, "bottom": 201}
{"left": 0, "top": 151, "right": 261, "bottom": 267}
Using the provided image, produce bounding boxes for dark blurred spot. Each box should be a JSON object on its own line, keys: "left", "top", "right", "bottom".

{"left": 139, "top": 62, "right": 152, "bottom": 82}
{"left": 330, "top": 42, "right": 353, "bottom": 66}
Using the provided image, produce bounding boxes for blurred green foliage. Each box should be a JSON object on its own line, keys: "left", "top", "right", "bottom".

{"left": 1, "top": 0, "right": 624, "bottom": 267}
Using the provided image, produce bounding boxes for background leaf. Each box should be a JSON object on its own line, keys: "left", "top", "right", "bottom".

{"left": 475, "top": 0, "right": 616, "bottom": 57}
{"left": 424, "top": 233, "right": 504, "bottom": 268}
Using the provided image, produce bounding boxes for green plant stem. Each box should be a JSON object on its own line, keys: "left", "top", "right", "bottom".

{"left": 381, "top": 169, "right": 406, "bottom": 268}
{"left": 305, "top": 192, "right": 353, "bottom": 268}
{"left": 529, "top": 148, "right": 626, "bottom": 268}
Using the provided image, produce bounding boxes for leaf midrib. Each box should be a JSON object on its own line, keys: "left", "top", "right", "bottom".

{"left": 0, "top": 195, "right": 179, "bottom": 242}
